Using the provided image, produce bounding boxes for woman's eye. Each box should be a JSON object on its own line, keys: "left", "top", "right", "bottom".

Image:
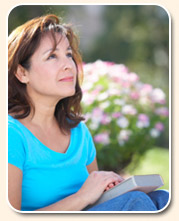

{"left": 67, "top": 52, "right": 73, "bottom": 58}
{"left": 47, "top": 54, "right": 57, "bottom": 60}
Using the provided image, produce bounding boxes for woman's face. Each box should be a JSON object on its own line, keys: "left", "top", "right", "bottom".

{"left": 24, "top": 32, "right": 77, "bottom": 102}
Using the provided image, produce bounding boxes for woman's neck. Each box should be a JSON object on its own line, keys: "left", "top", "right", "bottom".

{"left": 28, "top": 107, "right": 56, "bottom": 128}
{"left": 25, "top": 88, "right": 61, "bottom": 128}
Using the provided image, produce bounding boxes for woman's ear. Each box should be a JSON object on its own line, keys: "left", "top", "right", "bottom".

{"left": 15, "top": 65, "right": 29, "bottom": 84}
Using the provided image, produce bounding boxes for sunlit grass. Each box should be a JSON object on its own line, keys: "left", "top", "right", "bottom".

{"left": 125, "top": 147, "right": 169, "bottom": 190}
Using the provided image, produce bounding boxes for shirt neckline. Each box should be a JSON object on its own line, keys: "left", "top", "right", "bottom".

{"left": 8, "top": 115, "right": 73, "bottom": 155}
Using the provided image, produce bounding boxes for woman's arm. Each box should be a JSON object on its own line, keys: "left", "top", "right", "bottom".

{"left": 8, "top": 164, "right": 22, "bottom": 210}
{"left": 8, "top": 163, "right": 90, "bottom": 211}
{"left": 87, "top": 157, "right": 99, "bottom": 173}
{"left": 36, "top": 170, "right": 123, "bottom": 211}
{"left": 38, "top": 158, "right": 123, "bottom": 210}
{"left": 8, "top": 160, "right": 123, "bottom": 211}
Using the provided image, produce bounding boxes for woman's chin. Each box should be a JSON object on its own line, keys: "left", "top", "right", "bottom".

{"left": 59, "top": 89, "right": 76, "bottom": 99}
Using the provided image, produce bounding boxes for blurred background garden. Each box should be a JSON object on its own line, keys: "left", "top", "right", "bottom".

{"left": 8, "top": 5, "right": 170, "bottom": 189}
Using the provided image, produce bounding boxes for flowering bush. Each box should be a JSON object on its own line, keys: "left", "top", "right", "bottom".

{"left": 81, "top": 60, "right": 169, "bottom": 172}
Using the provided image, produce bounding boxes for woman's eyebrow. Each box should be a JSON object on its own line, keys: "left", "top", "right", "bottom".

{"left": 67, "top": 46, "right": 72, "bottom": 51}
{"left": 43, "top": 46, "right": 72, "bottom": 55}
{"left": 43, "top": 48, "right": 58, "bottom": 55}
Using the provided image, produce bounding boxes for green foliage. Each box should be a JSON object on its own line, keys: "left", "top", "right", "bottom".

{"left": 83, "top": 5, "right": 169, "bottom": 92}
{"left": 8, "top": 5, "right": 68, "bottom": 34}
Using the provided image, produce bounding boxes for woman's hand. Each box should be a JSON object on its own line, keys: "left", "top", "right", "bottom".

{"left": 77, "top": 171, "right": 124, "bottom": 205}
{"left": 104, "top": 178, "right": 124, "bottom": 192}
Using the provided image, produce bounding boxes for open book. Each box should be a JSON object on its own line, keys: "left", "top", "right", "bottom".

{"left": 83, "top": 174, "right": 164, "bottom": 210}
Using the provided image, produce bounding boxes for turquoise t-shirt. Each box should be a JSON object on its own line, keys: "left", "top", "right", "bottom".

{"left": 8, "top": 115, "right": 96, "bottom": 211}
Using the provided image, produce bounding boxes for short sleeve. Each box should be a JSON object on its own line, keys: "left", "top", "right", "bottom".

{"left": 8, "top": 125, "right": 26, "bottom": 171}
{"left": 85, "top": 126, "right": 96, "bottom": 166}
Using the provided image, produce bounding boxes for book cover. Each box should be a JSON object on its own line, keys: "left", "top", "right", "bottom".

{"left": 84, "top": 174, "right": 164, "bottom": 210}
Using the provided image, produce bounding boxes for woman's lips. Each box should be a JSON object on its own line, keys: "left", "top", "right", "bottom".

{"left": 59, "top": 77, "right": 74, "bottom": 82}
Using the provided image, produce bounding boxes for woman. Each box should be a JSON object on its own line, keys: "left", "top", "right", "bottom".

{"left": 8, "top": 14, "right": 169, "bottom": 212}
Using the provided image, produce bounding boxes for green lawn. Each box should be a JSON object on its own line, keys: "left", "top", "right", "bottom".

{"left": 125, "top": 147, "right": 170, "bottom": 190}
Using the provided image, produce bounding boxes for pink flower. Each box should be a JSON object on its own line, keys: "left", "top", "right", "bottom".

{"left": 122, "top": 105, "right": 137, "bottom": 115}
{"left": 140, "top": 84, "right": 153, "bottom": 95}
{"left": 128, "top": 72, "right": 139, "bottom": 82}
{"left": 101, "top": 114, "right": 111, "bottom": 125}
{"left": 108, "top": 88, "right": 121, "bottom": 96}
{"left": 138, "top": 114, "right": 149, "bottom": 122}
{"left": 91, "top": 107, "right": 104, "bottom": 124}
{"left": 106, "top": 61, "right": 115, "bottom": 66}
{"left": 155, "top": 107, "right": 169, "bottom": 117}
{"left": 94, "top": 132, "right": 110, "bottom": 145}
{"left": 119, "top": 64, "right": 129, "bottom": 73}
{"left": 130, "top": 91, "right": 140, "bottom": 100}
{"left": 117, "top": 130, "right": 132, "bottom": 146}
{"left": 117, "top": 116, "right": 129, "bottom": 128}
{"left": 136, "top": 114, "right": 150, "bottom": 128}
{"left": 92, "top": 107, "right": 103, "bottom": 118}
{"left": 91, "top": 87, "right": 102, "bottom": 96}
{"left": 121, "top": 81, "right": 131, "bottom": 88}
{"left": 112, "top": 112, "right": 121, "bottom": 118}
{"left": 150, "top": 88, "right": 166, "bottom": 104}
{"left": 155, "top": 122, "right": 164, "bottom": 131}
{"left": 109, "top": 64, "right": 128, "bottom": 82}
{"left": 82, "top": 93, "right": 95, "bottom": 105}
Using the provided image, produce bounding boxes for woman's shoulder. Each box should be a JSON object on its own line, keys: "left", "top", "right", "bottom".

{"left": 75, "top": 120, "right": 87, "bottom": 130}
{"left": 8, "top": 114, "right": 19, "bottom": 127}
{"left": 8, "top": 114, "right": 17, "bottom": 127}
{"left": 74, "top": 121, "right": 92, "bottom": 137}
{"left": 8, "top": 115, "right": 25, "bottom": 137}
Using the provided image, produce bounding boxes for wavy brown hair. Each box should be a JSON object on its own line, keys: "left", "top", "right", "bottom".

{"left": 8, "top": 14, "right": 85, "bottom": 133}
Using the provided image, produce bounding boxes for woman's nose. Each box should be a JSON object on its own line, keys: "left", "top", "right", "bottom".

{"left": 62, "top": 57, "right": 73, "bottom": 71}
